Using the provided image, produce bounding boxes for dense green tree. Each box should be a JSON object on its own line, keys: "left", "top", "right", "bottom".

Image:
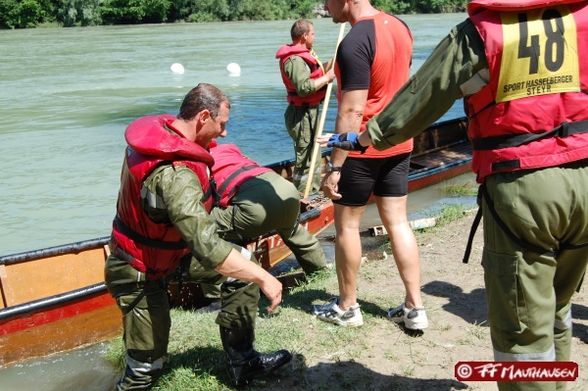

{"left": 0, "top": 0, "right": 17, "bottom": 28}
{"left": 57, "top": 0, "right": 101, "bottom": 26}
{"left": 185, "top": 0, "right": 230, "bottom": 23}
{"left": 1, "top": 0, "right": 470, "bottom": 29}
{"left": 223, "top": 0, "right": 286, "bottom": 21}
{"left": 38, "top": 0, "right": 59, "bottom": 22}
{"left": 373, "top": 0, "right": 412, "bottom": 14}
{"left": 167, "top": 0, "right": 192, "bottom": 22}
{"left": 0, "top": 0, "right": 45, "bottom": 28}
{"left": 141, "top": 0, "right": 171, "bottom": 23}
{"left": 414, "top": 0, "right": 467, "bottom": 13}
{"left": 100, "top": 0, "right": 171, "bottom": 24}
{"left": 290, "top": 0, "right": 316, "bottom": 18}
{"left": 237, "top": 0, "right": 287, "bottom": 20}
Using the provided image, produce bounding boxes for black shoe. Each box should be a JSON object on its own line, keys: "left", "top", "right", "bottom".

{"left": 234, "top": 349, "right": 292, "bottom": 387}
{"left": 220, "top": 326, "right": 292, "bottom": 387}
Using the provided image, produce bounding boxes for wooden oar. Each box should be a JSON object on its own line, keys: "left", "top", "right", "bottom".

{"left": 303, "top": 22, "right": 347, "bottom": 199}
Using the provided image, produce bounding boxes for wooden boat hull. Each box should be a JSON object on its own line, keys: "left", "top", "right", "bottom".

{"left": 0, "top": 117, "right": 471, "bottom": 366}
{"left": 0, "top": 243, "right": 118, "bottom": 366}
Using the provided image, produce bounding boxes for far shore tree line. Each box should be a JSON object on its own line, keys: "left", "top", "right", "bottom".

{"left": 0, "top": 0, "right": 467, "bottom": 29}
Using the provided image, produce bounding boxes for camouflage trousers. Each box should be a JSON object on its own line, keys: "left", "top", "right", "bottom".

{"left": 105, "top": 251, "right": 260, "bottom": 390}
{"left": 284, "top": 104, "right": 322, "bottom": 193}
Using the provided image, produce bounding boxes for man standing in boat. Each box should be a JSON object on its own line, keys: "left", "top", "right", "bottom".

{"left": 324, "top": 1, "right": 588, "bottom": 390}
{"left": 105, "top": 83, "right": 291, "bottom": 390}
{"left": 313, "top": 0, "right": 428, "bottom": 331}
{"left": 276, "top": 18, "right": 335, "bottom": 193}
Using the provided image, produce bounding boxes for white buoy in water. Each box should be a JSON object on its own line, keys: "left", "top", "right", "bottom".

{"left": 170, "top": 63, "right": 185, "bottom": 75}
{"left": 226, "top": 62, "right": 241, "bottom": 77}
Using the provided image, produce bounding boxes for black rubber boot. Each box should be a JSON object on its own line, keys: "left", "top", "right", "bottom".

{"left": 219, "top": 326, "right": 292, "bottom": 387}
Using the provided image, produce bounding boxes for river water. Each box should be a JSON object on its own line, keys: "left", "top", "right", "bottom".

{"left": 0, "top": 13, "right": 473, "bottom": 390}
{"left": 0, "top": 13, "right": 468, "bottom": 256}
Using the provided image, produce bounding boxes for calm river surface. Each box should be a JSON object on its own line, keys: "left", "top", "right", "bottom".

{"left": 0, "top": 14, "right": 468, "bottom": 256}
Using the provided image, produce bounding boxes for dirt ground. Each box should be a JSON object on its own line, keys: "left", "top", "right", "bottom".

{"left": 258, "top": 211, "right": 588, "bottom": 391}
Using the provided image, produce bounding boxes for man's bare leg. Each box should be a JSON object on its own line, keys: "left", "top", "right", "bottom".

{"left": 334, "top": 203, "right": 367, "bottom": 310}
{"left": 375, "top": 195, "right": 423, "bottom": 309}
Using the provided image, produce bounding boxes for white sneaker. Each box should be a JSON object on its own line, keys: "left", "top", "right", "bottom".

{"left": 313, "top": 298, "right": 364, "bottom": 327}
{"left": 387, "top": 303, "right": 428, "bottom": 330}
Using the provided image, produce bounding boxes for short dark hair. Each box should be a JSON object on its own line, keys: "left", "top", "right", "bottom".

{"left": 290, "top": 19, "right": 313, "bottom": 41}
{"left": 178, "top": 83, "right": 230, "bottom": 121}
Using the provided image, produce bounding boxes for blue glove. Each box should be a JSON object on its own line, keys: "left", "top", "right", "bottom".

{"left": 327, "top": 132, "right": 367, "bottom": 153}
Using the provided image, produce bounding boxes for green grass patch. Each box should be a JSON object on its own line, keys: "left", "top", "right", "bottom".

{"left": 436, "top": 204, "right": 467, "bottom": 226}
{"left": 441, "top": 182, "right": 477, "bottom": 197}
{"left": 417, "top": 205, "right": 469, "bottom": 235}
{"left": 103, "top": 267, "right": 388, "bottom": 390}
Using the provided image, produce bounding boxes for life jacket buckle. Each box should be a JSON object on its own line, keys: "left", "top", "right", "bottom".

{"left": 559, "top": 122, "right": 570, "bottom": 138}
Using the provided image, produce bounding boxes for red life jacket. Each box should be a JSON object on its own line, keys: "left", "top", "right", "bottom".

{"left": 111, "top": 114, "right": 215, "bottom": 279}
{"left": 466, "top": 0, "right": 588, "bottom": 182}
{"left": 276, "top": 44, "right": 327, "bottom": 107}
{"left": 210, "top": 143, "right": 271, "bottom": 208}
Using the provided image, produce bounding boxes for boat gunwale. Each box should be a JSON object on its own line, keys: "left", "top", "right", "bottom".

{"left": 0, "top": 283, "right": 107, "bottom": 322}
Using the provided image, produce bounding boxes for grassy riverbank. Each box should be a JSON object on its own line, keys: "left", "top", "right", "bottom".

{"left": 105, "top": 208, "right": 588, "bottom": 390}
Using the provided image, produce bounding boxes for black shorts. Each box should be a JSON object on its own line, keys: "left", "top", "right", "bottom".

{"left": 334, "top": 153, "right": 411, "bottom": 206}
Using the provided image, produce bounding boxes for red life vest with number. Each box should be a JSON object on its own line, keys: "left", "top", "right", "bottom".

{"left": 210, "top": 143, "right": 271, "bottom": 208}
{"left": 466, "top": 0, "right": 588, "bottom": 182}
{"left": 111, "top": 114, "right": 214, "bottom": 279}
{"left": 276, "top": 44, "right": 327, "bottom": 107}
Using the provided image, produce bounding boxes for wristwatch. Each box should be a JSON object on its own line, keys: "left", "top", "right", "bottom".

{"left": 327, "top": 162, "right": 342, "bottom": 173}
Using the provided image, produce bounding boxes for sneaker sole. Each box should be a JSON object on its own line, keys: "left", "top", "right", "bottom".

{"left": 316, "top": 314, "right": 364, "bottom": 327}
{"left": 403, "top": 319, "right": 429, "bottom": 330}
{"left": 387, "top": 309, "right": 428, "bottom": 330}
{"left": 321, "top": 317, "right": 364, "bottom": 327}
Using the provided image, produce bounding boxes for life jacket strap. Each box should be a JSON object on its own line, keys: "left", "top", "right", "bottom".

{"left": 208, "top": 177, "right": 218, "bottom": 207}
{"left": 472, "top": 119, "right": 588, "bottom": 151}
{"left": 216, "top": 164, "right": 260, "bottom": 202}
{"left": 462, "top": 207, "right": 483, "bottom": 264}
{"left": 113, "top": 216, "right": 186, "bottom": 250}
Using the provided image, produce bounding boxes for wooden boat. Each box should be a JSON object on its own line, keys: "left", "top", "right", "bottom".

{"left": 0, "top": 116, "right": 471, "bottom": 367}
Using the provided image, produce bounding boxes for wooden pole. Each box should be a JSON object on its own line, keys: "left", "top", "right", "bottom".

{"left": 303, "top": 22, "right": 346, "bottom": 199}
